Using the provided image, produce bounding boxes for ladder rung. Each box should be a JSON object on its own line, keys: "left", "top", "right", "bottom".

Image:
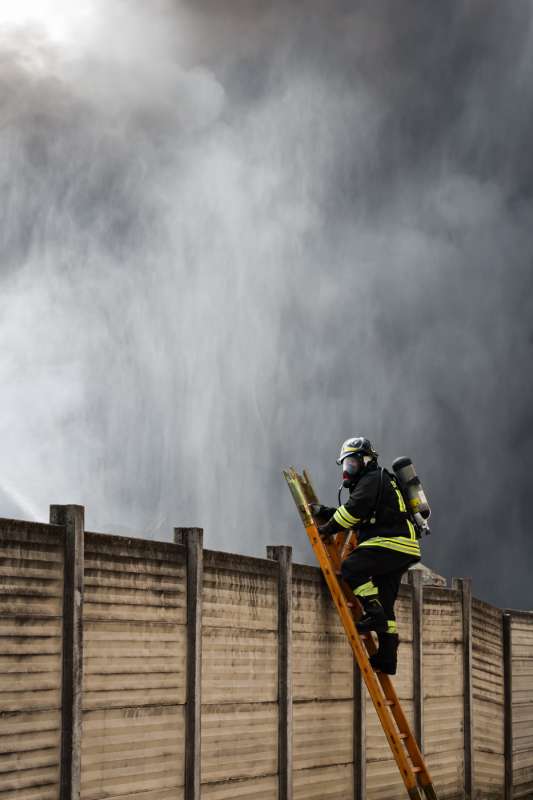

{"left": 385, "top": 699, "right": 395, "bottom": 706}
{"left": 412, "top": 767, "right": 423, "bottom": 774}
{"left": 399, "top": 733, "right": 408, "bottom": 740}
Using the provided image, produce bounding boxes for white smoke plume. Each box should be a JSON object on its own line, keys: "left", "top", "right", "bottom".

{"left": 1, "top": 0, "right": 532, "bottom": 607}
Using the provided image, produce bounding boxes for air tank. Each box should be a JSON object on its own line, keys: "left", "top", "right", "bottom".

{"left": 392, "top": 456, "right": 431, "bottom": 534}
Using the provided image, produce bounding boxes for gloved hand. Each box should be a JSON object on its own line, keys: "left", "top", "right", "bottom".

{"left": 309, "top": 504, "right": 336, "bottom": 524}
{"left": 318, "top": 516, "right": 342, "bottom": 540}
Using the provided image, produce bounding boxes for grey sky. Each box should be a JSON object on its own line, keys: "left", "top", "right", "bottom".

{"left": 1, "top": 1, "right": 532, "bottom": 609}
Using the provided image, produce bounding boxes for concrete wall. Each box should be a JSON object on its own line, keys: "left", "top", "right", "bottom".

{"left": 423, "top": 586, "right": 465, "bottom": 800}
{"left": 472, "top": 599, "right": 505, "bottom": 800}
{"left": 0, "top": 511, "right": 531, "bottom": 800}
{"left": 0, "top": 519, "right": 65, "bottom": 800}
{"left": 511, "top": 611, "right": 533, "bottom": 799}
{"left": 292, "top": 564, "right": 354, "bottom": 800}
{"left": 81, "top": 533, "right": 187, "bottom": 800}
{"left": 201, "top": 551, "right": 278, "bottom": 797}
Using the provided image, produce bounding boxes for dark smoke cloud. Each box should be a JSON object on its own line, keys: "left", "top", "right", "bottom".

{"left": 1, "top": 1, "right": 532, "bottom": 609}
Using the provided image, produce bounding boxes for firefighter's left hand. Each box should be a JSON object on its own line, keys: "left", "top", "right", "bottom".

{"left": 318, "top": 517, "right": 341, "bottom": 540}
{"left": 310, "top": 504, "right": 335, "bottom": 524}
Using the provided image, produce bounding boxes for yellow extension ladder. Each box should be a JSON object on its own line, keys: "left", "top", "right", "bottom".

{"left": 284, "top": 467, "right": 438, "bottom": 800}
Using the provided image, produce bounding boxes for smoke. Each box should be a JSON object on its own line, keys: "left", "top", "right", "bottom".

{"left": 1, "top": 0, "right": 532, "bottom": 608}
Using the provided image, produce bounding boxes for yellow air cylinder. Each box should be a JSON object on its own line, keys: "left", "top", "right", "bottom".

{"left": 392, "top": 456, "right": 431, "bottom": 533}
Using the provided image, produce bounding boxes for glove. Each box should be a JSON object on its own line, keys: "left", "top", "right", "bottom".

{"left": 318, "top": 516, "right": 342, "bottom": 540}
{"left": 310, "top": 504, "right": 336, "bottom": 524}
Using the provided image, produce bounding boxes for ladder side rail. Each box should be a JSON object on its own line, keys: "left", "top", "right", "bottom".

{"left": 377, "top": 673, "right": 432, "bottom": 783}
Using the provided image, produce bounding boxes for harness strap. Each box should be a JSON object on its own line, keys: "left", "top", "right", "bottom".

{"left": 368, "top": 468, "right": 410, "bottom": 526}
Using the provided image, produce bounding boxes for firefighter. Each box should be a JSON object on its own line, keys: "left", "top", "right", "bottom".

{"left": 311, "top": 437, "right": 421, "bottom": 675}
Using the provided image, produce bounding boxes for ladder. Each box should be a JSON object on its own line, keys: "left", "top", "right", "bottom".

{"left": 283, "top": 467, "right": 438, "bottom": 800}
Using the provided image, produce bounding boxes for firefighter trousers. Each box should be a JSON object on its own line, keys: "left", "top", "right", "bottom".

{"left": 340, "top": 546, "right": 419, "bottom": 623}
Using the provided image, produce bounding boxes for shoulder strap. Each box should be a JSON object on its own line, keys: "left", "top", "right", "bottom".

{"left": 369, "top": 468, "right": 410, "bottom": 525}
{"left": 369, "top": 468, "right": 385, "bottom": 524}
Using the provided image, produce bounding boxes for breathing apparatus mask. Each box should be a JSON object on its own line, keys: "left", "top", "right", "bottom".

{"left": 337, "top": 455, "right": 362, "bottom": 504}
{"left": 341, "top": 456, "right": 361, "bottom": 487}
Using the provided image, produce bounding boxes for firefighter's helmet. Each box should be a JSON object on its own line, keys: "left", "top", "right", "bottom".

{"left": 336, "top": 437, "right": 378, "bottom": 465}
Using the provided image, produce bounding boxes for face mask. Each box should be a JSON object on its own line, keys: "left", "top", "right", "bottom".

{"left": 342, "top": 455, "right": 360, "bottom": 487}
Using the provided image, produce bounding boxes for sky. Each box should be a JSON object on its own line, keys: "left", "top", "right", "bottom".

{"left": 1, "top": 0, "right": 532, "bottom": 609}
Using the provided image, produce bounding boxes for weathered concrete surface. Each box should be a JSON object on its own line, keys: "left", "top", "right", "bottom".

{"left": 512, "top": 610, "right": 533, "bottom": 799}
{"left": 423, "top": 586, "right": 465, "bottom": 800}
{"left": 0, "top": 519, "right": 65, "bottom": 800}
{"left": 81, "top": 532, "right": 186, "bottom": 800}
{"left": 1, "top": 517, "right": 532, "bottom": 800}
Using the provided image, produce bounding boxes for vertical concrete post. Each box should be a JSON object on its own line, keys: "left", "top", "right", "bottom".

{"left": 409, "top": 569, "right": 424, "bottom": 749}
{"left": 175, "top": 528, "right": 204, "bottom": 800}
{"left": 50, "top": 504, "right": 85, "bottom": 800}
{"left": 353, "top": 663, "right": 366, "bottom": 800}
{"left": 267, "top": 545, "right": 293, "bottom": 800}
{"left": 453, "top": 577, "right": 473, "bottom": 800}
{"left": 503, "top": 612, "right": 513, "bottom": 800}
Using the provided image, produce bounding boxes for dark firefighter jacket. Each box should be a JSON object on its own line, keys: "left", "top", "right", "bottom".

{"left": 322, "top": 462, "right": 420, "bottom": 559}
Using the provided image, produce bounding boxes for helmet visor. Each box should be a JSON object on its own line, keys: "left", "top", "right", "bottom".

{"left": 341, "top": 456, "right": 360, "bottom": 478}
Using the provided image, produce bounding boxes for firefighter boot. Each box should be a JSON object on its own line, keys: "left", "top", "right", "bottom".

{"left": 370, "top": 633, "right": 400, "bottom": 675}
{"left": 356, "top": 597, "right": 388, "bottom": 634}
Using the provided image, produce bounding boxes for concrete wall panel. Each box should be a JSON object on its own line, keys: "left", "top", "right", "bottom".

{"left": 0, "top": 520, "right": 64, "bottom": 800}
{"left": 423, "top": 587, "right": 464, "bottom": 800}
{"left": 512, "top": 612, "right": 533, "bottom": 798}
{"left": 201, "top": 775, "right": 278, "bottom": 799}
{"left": 293, "top": 764, "right": 353, "bottom": 800}
{"left": 201, "top": 702, "right": 277, "bottom": 782}
{"left": 81, "top": 533, "right": 186, "bottom": 800}
{"left": 292, "top": 565, "right": 344, "bottom": 635}
{"left": 203, "top": 552, "right": 278, "bottom": 631}
{"left": 292, "top": 566, "right": 353, "bottom": 702}
{"left": 201, "top": 553, "right": 279, "bottom": 795}
{"left": 293, "top": 699, "right": 353, "bottom": 771}
{"left": 80, "top": 705, "right": 185, "bottom": 800}
{"left": 472, "top": 598, "right": 504, "bottom": 800}
{"left": 201, "top": 627, "right": 278, "bottom": 704}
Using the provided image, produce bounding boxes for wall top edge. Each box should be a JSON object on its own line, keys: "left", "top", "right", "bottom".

{"left": 204, "top": 547, "right": 278, "bottom": 575}
{"left": 505, "top": 607, "right": 533, "bottom": 618}
{"left": 292, "top": 562, "right": 321, "bottom": 580}
{"left": 86, "top": 529, "right": 185, "bottom": 559}
{"left": 473, "top": 595, "right": 509, "bottom": 615}
{"left": 423, "top": 584, "right": 460, "bottom": 597}
{"left": 0, "top": 516, "right": 65, "bottom": 536}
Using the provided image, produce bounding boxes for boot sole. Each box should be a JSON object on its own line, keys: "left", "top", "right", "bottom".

{"left": 371, "top": 666, "right": 397, "bottom": 675}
